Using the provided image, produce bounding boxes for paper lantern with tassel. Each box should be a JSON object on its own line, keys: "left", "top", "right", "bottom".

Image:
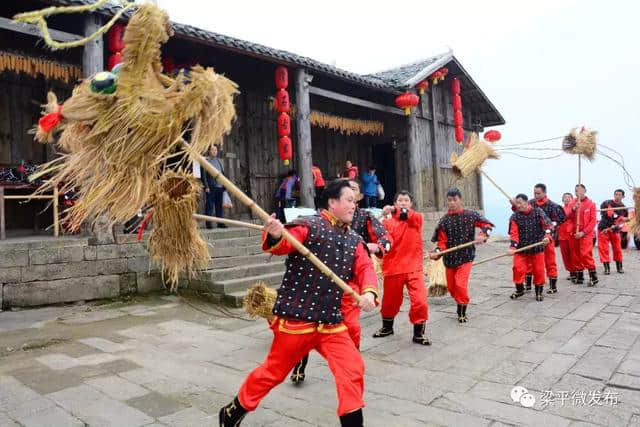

{"left": 107, "top": 52, "right": 122, "bottom": 71}
{"left": 484, "top": 130, "right": 501, "bottom": 143}
{"left": 453, "top": 110, "right": 463, "bottom": 127}
{"left": 107, "top": 22, "right": 125, "bottom": 53}
{"left": 395, "top": 92, "right": 419, "bottom": 115}
{"left": 451, "top": 78, "right": 461, "bottom": 94}
{"left": 454, "top": 126, "right": 464, "bottom": 143}
{"left": 279, "top": 135, "right": 292, "bottom": 165}
{"left": 277, "top": 112, "right": 291, "bottom": 137}
{"left": 275, "top": 89, "right": 290, "bottom": 113}
{"left": 452, "top": 94, "right": 462, "bottom": 110}
{"left": 275, "top": 66, "right": 288, "bottom": 90}
{"left": 416, "top": 80, "right": 429, "bottom": 95}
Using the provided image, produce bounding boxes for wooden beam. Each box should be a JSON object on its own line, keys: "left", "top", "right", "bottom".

{"left": 309, "top": 86, "right": 405, "bottom": 116}
{"left": 294, "top": 69, "right": 315, "bottom": 208}
{"left": 428, "top": 86, "right": 442, "bottom": 209}
{"left": 0, "top": 16, "right": 83, "bottom": 43}
{"left": 82, "top": 14, "right": 103, "bottom": 77}
{"left": 406, "top": 112, "right": 423, "bottom": 210}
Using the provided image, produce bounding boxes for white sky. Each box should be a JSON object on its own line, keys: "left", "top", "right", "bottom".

{"left": 157, "top": 0, "right": 640, "bottom": 232}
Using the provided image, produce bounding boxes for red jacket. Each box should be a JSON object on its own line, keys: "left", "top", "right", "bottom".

{"left": 557, "top": 204, "right": 574, "bottom": 241}
{"left": 382, "top": 209, "right": 423, "bottom": 275}
{"left": 566, "top": 197, "right": 597, "bottom": 237}
{"left": 343, "top": 166, "right": 359, "bottom": 180}
{"left": 312, "top": 166, "right": 325, "bottom": 188}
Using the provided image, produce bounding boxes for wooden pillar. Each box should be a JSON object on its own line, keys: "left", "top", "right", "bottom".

{"left": 294, "top": 69, "right": 314, "bottom": 208}
{"left": 428, "top": 87, "right": 441, "bottom": 210}
{"left": 82, "top": 14, "right": 103, "bottom": 77}
{"left": 406, "top": 111, "right": 423, "bottom": 210}
{"left": 0, "top": 187, "right": 5, "bottom": 240}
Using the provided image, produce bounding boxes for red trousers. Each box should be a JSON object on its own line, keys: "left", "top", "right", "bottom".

{"left": 239, "top": 318, "right": 364, "bottom": 416}
{"left": 598, "top": 230, "right": 623, "bottom": 263}
{"left": 380, "top": 271, "right": 428, "bottom": 324}
{"left": 569, "top": 235, "right": 596, "bottom": 271}
{"left": 525, "top": 239, "right": 558, "bottom": 279}
{"left": 445, "top": 262, "right": 472, "bottom": 305}
{"left": 340, "top": 296, "right": 362, "bottom": 348}
{"left": 558, "top": 239, "right": 573, "bottom": 273}
{"left": 513, "top": 252, "right": 545, "bottom": 285}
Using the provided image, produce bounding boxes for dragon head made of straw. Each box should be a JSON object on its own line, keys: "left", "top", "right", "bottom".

{"left": 23, "top": 2, "right": 238, "bottom": 231}
{"left": 562, "top": 127, "right": 597, "bottom": 160}
{"left": 451, "top": 133, "right": 500, "bottom": 179}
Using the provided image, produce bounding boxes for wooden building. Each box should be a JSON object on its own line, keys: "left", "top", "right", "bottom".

{"left": 0, "top": 0, "right": 504, "bottom": 233}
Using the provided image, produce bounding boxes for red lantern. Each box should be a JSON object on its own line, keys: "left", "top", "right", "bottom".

{"left": 452, "top": 94, "right": 462, "bottom": 111}
{"left": 107, "top": 23, "right": 126, "bottom": 53}
{"left": 454, "top": 126, "right": 464, "bottom": 143}
{"left": 395, "top": 92, "right": 419, "bottom": 115}
{"left": 415, "top": 80, "right": 429, "bottom": 95}
{"left": 431, "top": 70, "right": 441, "bottom": 85}
{"left": 279, "top": 135, "right": 292, "bottom": 165}
{"left": 453, "top": 110, "right": 463, "bottom": 126}
{"left": 451, "top": 78, "right": 461, "bottom": 95}
{"left": 275, "top": 66, "right": 288, "bottom": 90}
{"left": 277, "top": 112, "right": 291, "bottom": 137}
{"left": 108, "top": 52, "right": 123, "bottom": 71}
{"left": 275, "top": 89, "right": 290, "bottom": 113}
{"left": 484, "top": 130, "right": 502, "bottom": 142}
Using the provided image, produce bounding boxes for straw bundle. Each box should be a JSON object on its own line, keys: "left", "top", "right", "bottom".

{"left": 451, "top": 134, "right": 499, "bottom": 179}
{"left": 631, "top": 188, "right": 640, "bottom": 238}
{"left": 425, "top": 257, "right": 448, "bottom": 297}
{"left": 371, "top": 255, "right": 383, "bottom": 282}
{"left": 28, "top": 3, "right": 238, "bottom": 230}
{"left": 562, "top": 127, "right": 597, "bottom": 160}
{"left": 243, "top": 282, "right": 278, "bottom": 321}
{"left": 148, "top": 171, "right": 209, "bottom": 292}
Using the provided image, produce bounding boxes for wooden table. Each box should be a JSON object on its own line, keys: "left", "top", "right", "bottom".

{"left": 0, "top": 182, "right": 58, "bottom": 240}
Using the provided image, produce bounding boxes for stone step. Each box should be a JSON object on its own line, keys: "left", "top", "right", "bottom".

{"left": 197, "top": 271, "right": 284, "bottom": 296}
{"left": 206, "top": 235, "right": 263, "bottom": 249}
{"left": 196, "top": 261, "right": 285, "bottom": 283}
{"left": 209, "top": 244, "right": 265, "bottom": 259}
{"left": 200, "top": 227, "right": 262, "bottom": 241}
{"left": 207, "top": 253, "right": 277, "bottom": 269}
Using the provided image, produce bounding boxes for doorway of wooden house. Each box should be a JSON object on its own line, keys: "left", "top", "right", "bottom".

{"left": 372, "top": 143, "right": 396, "bottom": 207}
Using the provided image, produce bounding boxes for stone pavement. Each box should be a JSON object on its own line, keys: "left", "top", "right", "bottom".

{"left": 1, "top": 242, "right": 639, "bottom": 426}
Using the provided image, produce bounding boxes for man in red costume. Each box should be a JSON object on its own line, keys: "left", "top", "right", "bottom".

{"left": 566, "top": 184, "right": 599, "bottom": 286}
{"left": 219, "top": 179, "right": 377, "bottom": 427}
{"left": 289, "top": 179, "right": 391, "bottom": 384}
{"left": 508, "top": 194, "right": 552, "bottom": 302}
{"left": 373, "top": 190, "right": 431, "bottom": 345}
{"left": 557, "top": 192, "right": 576, "bottom": 281}
{"left": 430, "top": 188, "right": 494, "bottom": 323}
{"left": 597, "top": 189, "right": 628, "bottom": 275}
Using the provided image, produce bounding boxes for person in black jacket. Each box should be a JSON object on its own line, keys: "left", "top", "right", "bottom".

{"left": 201, "top": 144, "right": 226, "bottom": 228}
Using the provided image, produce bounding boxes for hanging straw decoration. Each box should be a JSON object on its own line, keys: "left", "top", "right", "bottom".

{"left": 24, "top": 3, "right": 238, "bottom": 231}
{"left": 148, "top": 171, "right": 209, "bottom": 292}
{"left": 562, "top": 127, "right": 597, "bottom": 160}
{"left": 425, "top": 257, "right": 447, "bottom": 297}
{"left": 451, "top": 133, "right": 500, "bottom": 179}
{"left": 0, "top": 51, "right": 82, "bottom": 83}
{"left": 630, "top": 188, "right": 640, "bottom": 238}
{"left": 243, "top": 281, "right": 278, "bottom": 321}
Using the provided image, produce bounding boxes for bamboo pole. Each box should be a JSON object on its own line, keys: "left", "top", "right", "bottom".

{"left": 479, "top": 169, "right": 514, "bottom": 205}
{"left": 182, "top": 140, "right": 362, "bottom": 303}
{"left": 193, "top": 214, "right": 264, "bottom": 231}
{"left": 426, "top": 240, "right": 475, "bottom": 257}
{"left": 472, "top": 240, "right": 547, "bottom": 266}
{"left": 596, "top": 206, "right": 635, "bottom": 212}
{"left": 53, "top": 185, "right": 59, "bottom": 237}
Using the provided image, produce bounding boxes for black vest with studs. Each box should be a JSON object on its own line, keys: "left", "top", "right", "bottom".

{"left": 272, "top": 215, "right": 363, "bottom": 324}
{"left": 432, "top": 210, "right": 487, "bottom": 268}
{"left": 351, "top": 208, "right": 391, "bottom": 248}
{"left": 510, "top": 207, "right": 549, "bottom": 254}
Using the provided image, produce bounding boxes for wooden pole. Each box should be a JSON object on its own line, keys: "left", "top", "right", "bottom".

{"left": 578, "top": 154, "right": 582, "bottom": 186}
{"left": 427, "top": 85, "right": 441, "bottom": 209}
{"left": 82, "top": 14, "right": 103, "bottom": 77}
{"left": 193, "top": 214, "right": 264, "bottom": 231}
{"left": 294, "top": 68, "right": 315, "bottom": 208}
{"left": 472, "top": 240, "right": 546, "bottom": 266}
{"left": 0, "top": 187, "right": 5, "bottom": 240}
{"left": 53, "top": 186, "right": 59, "bottom": 237}
{"left": 182, "top": 140, "right": 362, "bottom": 303}
{"left": 426, "top": 240, "right": 476, "bottom": 257}
{"left": 479, "top": 169, "right": 514, "bottom": 205}
{"left": 406, "top": 107, "right": 424, "bottom": 210}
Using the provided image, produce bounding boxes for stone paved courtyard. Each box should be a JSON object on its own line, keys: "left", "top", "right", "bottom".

{"left": 1, "top": 242, "right": 640, "bottom": 426}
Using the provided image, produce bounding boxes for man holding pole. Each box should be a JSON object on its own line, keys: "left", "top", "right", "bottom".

{"left": 508, "top": 194, "right": 553, "bottom": 301}
{"left": 430, "top": 188, "right": 494, "bottom": 323}
{"left": 566, "top": 184, "right": 598, "bottom": 286}
{"left": 558, "top": 192, "right": 577, "bottom": 282}
{"left": 219, "top": 179, "right": 377, "bottom": 427}
{"left": 598, "top": 189, "right": 628, "bottom": 275}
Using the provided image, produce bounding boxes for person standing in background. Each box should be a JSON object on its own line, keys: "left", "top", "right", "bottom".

{"left": 557, "top": 192, "right": 576, "bottom": 282}
{"left": 342, "top": 160, "right": 359, "bottom": 180}
{"left": 312, "top": 164, "right": 326, "bottom": 210}
{"left": 361, "top": 166, "right": 379, "bottom": 209}
{"left": 201, "top": 144, "right": 226, "bottom": 228}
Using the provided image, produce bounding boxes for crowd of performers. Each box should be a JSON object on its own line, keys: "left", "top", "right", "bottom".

{"left": 219, "top": 179, "right": 633, "bottom": 427}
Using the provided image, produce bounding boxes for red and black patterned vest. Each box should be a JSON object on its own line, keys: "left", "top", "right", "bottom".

{"left": 510, "top": 207, "right": 549, "bottom": 254}
{"left": 598, "top": 200, "right": 628, "bottom": 231}
{"left": 272, "top": 215, "right": 364, "bottom": 324}
{"left": 432, "top": 210, "right": 489, "bottom": 268}
{"left": 351, "top": 208, "right": 391, "bottom": 249}
{"left": 528, "top": 198, "right": 565, "bottom": 225}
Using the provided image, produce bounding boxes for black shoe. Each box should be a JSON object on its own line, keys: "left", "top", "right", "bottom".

{"left": 340, "top": 409, "right": 363, "bottom": 427}
{"left": 616, "top": 261, "right": 624, "bottom": 274}
{"left": 576, "top": 271, "right": 585, "bottom": 284}
{"left": 569, "top": 272, "right": 577, "bottom": 283}
{"left": 290, "top": 354, "right": 309, "bottom": 384}
{"left": 511, "top": 284, "right": 525, "bottom": 299}
{"left": 457, "top": 304, "right": 463, "bottom": 323}
{"left": 217, "top": 223, "right": 228, "bottom": 229}
{"left": 525, "top": 274, "right": 532, "bottom": 291}
{"left": 603, "top": 262, "right": 611, "bottom": 275}
{"left": 412, "top": 322, "right": 431, "bottom": 345}
{"left": 373, "top": 318, "right": 394, "bottom": 338}
{"left": 219, "top": 396, "right": 247, "bottom": 427}
{"left": 535, "top": 285, "right": 544, "bottom": 301}
{"left": 461, "top": 304, "right": 468, "bottom": 323}
{"left": 547, "top": 278, "right": 558, "bottom": 294}
{"left": 588, "top": 270, "right": 599, "bottom": 287}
